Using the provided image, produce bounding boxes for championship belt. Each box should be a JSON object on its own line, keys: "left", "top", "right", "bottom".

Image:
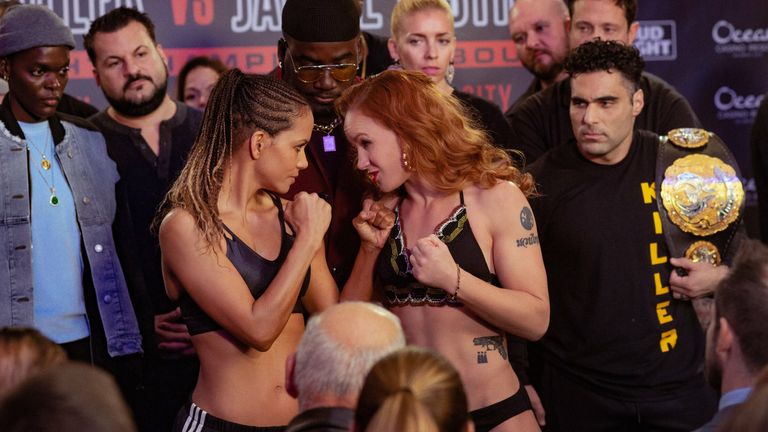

{"left": 655, "top": 128, "right": 745, "bottom": 267}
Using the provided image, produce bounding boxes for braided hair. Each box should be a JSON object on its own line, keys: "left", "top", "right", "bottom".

{"left": 158, "top": 69, "right": 309, "bottom": 250}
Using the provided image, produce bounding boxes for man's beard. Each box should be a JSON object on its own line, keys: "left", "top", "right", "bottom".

{"left": 105, "top": 73, "right": 168, "bottom": 117}
{"left": 532, "top": 61, "right": 564, "bottom": 83}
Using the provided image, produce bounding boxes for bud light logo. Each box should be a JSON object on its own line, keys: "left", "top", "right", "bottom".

{"left": 635, "top": 21, "right": 677, "bottom": 61}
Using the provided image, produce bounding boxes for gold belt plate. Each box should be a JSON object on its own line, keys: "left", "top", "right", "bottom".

{"left": 685, "top": 241, "right": 721, "bottom": 266}
{"left": 666, "top": 128, "right": 711, "bottom": 149}
{"left": 661, "top": 154, "right": 744, "bottom": 236}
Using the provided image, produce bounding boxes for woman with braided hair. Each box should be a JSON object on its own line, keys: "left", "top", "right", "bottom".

{"left": 159, "top": 69, "right": 338, "bottom": 431}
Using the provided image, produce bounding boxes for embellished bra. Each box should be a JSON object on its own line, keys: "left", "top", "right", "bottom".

{"left": 375, "top": 191, "right": 499, "bottom": 306}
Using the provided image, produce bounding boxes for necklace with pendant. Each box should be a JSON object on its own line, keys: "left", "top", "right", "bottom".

{"left": 27, "top": 136, "right": 58, "bottom": 206}
{"left": 26, "top": 133, "right": 52, "bottom": 170}
{"left": 313, "top": 117, "right": 341, "bottom": 153}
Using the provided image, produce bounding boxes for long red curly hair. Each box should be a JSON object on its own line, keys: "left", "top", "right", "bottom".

{"left": 336, "top": 70, "right": 534, "bottom": 196}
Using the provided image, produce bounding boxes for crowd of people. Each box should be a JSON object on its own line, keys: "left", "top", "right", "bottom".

{"left": 0, "top": 0, "right": 765, "bottom": 431}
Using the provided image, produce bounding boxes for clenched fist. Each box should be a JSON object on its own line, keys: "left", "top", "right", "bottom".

{"left": 284, "top": 192, "right": 331, "bottom": 251}
{"left": 353, "top": 198, "right": 396, "bottom": 251}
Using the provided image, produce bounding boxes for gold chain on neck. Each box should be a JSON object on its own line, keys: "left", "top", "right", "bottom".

{"left": 313, "top": 117, "right": 341, "bottom": 135}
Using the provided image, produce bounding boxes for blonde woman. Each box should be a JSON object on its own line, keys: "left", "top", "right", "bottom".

{"left": 388, "top": 0, "right": 511, "bottom": 149}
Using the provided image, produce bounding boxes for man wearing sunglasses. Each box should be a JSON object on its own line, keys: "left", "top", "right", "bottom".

{"left": 278, "top": 0, "right": 367, "bottom": 288}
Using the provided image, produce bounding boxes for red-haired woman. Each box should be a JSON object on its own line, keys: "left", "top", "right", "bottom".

{"left": 340, "top": 70, "right": 549, "bottom": 432}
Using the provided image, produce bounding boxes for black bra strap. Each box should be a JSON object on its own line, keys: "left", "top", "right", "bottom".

{"left": 265, "top": 191, "right": 292, "bottom": 261}
{"left": 459, "top": 190, "right": 465, "bottom": 205}
{"left": 221, "top": 223, "right": 236, "bottom": 238}
{"left": 265, "top": 191, "right": 288, "bottom": 236}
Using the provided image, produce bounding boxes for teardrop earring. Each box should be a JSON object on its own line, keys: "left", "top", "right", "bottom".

{"left": 445, "top": 62, "right": 455, "bottom": 85}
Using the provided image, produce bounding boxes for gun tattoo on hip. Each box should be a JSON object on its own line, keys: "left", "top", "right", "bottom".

{"left": 473, "top": 335, "right": 508, "bottom": 364}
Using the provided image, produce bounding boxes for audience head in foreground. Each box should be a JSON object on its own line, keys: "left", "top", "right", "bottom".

{"left": 0, "top": 327, "right": 66, "bottom": 398}
{"left": 0, "top": 362, "right": 137, "bottom": 432}
{"left": 354, "top": 347, "right": 472, "bottom": 432}
{"left": 288, "top": 302, "right": 406, "bottom": 411}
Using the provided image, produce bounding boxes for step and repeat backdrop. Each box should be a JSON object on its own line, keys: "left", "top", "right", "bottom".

{"left": 21, "top": 0, "right": 768, "bottom": 226}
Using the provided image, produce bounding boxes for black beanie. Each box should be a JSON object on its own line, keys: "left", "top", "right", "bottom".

{"left": 282, "top": 0, "right": 360, "bottom": 42}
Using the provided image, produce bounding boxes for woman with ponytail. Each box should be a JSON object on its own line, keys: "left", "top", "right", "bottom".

{"left": 159, "top": 69, "right": 338, "bottom": 431}
{"left": 355, "top": 347, "right": 473, "bottom": 432}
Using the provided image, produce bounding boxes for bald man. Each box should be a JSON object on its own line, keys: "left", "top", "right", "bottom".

{"left": 285, "top": 302, "right": 406, "bottom": 432}
{"left": 507, "top": 0, "right": 570, "bottom": 113}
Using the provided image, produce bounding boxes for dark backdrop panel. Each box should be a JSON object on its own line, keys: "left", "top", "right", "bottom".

{"left": 24, "top": 0, "right": 766, "bottom": 221}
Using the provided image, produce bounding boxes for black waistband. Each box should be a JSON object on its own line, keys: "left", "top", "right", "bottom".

{"left": 176, "top": 401, "right": 286, "bottom": 432}
{"left": 469, "top": 385, "right": 532, "bottom": 432}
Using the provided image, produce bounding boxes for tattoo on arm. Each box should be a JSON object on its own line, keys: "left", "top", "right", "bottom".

{"left": 516, "top": 233, "right": 539, "bottom": 248}
{"left": 473, "top": 335, "right": 508, "bottom": 363}
{"left": 520, "top": 206, "right": 534, "bottom": 230}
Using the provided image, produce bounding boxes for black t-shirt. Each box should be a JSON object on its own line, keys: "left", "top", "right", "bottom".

{"left": 90, "top": 103, "right": 202, "bottom": 314}
{"left": 362, "top": 31, "right": 394, "bottom": 77}
{"left": 751, "top": 95, "right": 768, "bottom": 243}
{"left": 508, "top": 72, "right": 701, "bottom": 164}
{"left": 505, "top": 78, "right": 542, "bottom": 116}
{"left": 528, "top": 130, "right": 705, "bottom": 401}
{"left": 453, "top": 89, "right": 512, "bottom": 150}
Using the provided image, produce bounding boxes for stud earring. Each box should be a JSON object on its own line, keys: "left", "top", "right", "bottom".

{"left": 402, "top": 152, "right": 410, "bottom": 169}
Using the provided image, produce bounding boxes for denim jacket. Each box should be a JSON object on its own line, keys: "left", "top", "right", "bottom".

{"left": 0, "top": 105, "right": 142, "bottom": 357}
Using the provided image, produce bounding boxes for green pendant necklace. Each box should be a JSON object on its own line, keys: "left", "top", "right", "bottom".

{"left": 27, "top": 136, "right": 58, "bottom": 206}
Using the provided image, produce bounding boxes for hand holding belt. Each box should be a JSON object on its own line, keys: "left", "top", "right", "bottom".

{"left": 655, "top": 128, "right": 745, "bottom": 267}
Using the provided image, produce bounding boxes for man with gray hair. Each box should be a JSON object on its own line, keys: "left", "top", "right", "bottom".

{"left": 285, "top": 302, "right": 406, "bottom": 432}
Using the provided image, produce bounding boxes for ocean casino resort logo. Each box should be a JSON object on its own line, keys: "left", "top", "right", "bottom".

{"left": 714, "top": 86, "right": 764, "bottom": 125}
{"left": 711, "top": 20, "right": 768, "bottom": 58}
{"left": 635, "top": 20, "right": 677, "bottom": 61}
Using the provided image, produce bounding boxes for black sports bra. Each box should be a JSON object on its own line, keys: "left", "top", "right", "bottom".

{"left": 180, "top": 192, "right": 311, "bottom": 336}
{"left": 376, "top": 191, "right": 499, "bottom": 306}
